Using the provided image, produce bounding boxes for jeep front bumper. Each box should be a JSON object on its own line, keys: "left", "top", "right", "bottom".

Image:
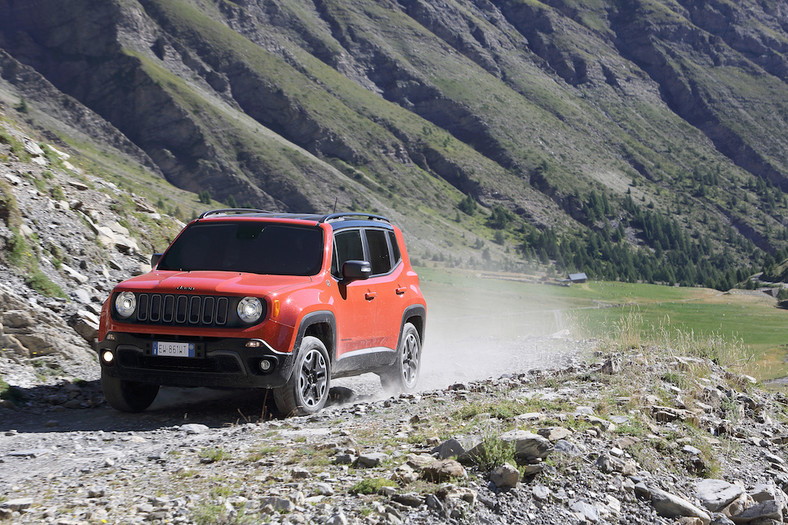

{"left": 96, "top": 332, "right": 295, "bottom": 389}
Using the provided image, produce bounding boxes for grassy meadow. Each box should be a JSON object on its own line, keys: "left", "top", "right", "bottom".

{"left": 418, "top": 267, "right": 788, "bottom": 384}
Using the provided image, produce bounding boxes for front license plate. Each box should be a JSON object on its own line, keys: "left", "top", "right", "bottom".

{"left": 153, "top": 341, "right": 195, "bottom": 358}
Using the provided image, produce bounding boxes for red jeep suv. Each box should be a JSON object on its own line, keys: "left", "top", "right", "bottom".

{"left": 95, "top": 210, "right": 426, "bottom": 415}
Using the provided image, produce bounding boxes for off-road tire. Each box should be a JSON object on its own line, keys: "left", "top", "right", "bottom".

{"left": 380, "top": 322, "right": 421, "bottom": 394}
{"left": 101, "top": 369, "right": 160, "bottom": 412}
{"left": 274, "top": 336, "right": 331, "bottom": 416}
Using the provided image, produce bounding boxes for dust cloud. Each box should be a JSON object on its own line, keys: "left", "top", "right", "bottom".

{"left": 334, "top": 273, "right": 591, "bottom": 398}
{"left": 416, "top": 282, "right": 584, "bottom": 392}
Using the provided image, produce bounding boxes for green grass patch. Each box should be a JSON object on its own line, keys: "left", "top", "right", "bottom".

{"left": 199, "top": 447, "right": 230, "bottom": 462}
{"left": 174, "top": 469, "right": 198, "bottom": 479}
{"left": 613, "top": 417, "right": 650, "bottom": 438}
{"left": 210, "top": 484, "right": 235, "bottom": 498}
{"left": 41, "top": 144, "right": 67, "bottom": 170}
{"left": 453, "top": 399, "right": 524, "bottom": 421}
{"left": 284, "top": 447, "right": 334, "bottom": 467}
{"left": 7, "top": 230, "right": 37, "bottom": 271}
{"left": 406, "top": 431, "right": 431, "bottom": 445}
{"left": 350, "top": 477, "right": 397, "bottom": 495}
{"left": 26, "top": 270, "right": 66, "bottom": 298}
{"left": 192, "top": 502, "right": 250, "bottom": 525}
{"left": 31, "top": 359, "right": 63, "bottom": 379}
{"left": 245, "top": 444, "right": 281, "bottom": 462}
{"left": 4, "top": 229, "right": 66, "bottom": 298}
{"left": 0, "top": 127, "right": 30, "bottom": 161}
{"left": 49, "top": 183, "right": 66, "bottom": 201}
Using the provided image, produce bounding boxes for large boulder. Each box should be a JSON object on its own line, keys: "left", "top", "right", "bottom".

{"left": 422, "top": 459, "right": 467, "bottom": 482}
{"left": 695, "top": 480, "right": 744, "bottom": 513}
{"left": 650, "top": 487, "right": 711, "bottom": 523}
{"left": 500, "top": 430, "right": 553, "bottom": 464}
{"left": 0, "top": 283, "right": 95, "bottom": 376}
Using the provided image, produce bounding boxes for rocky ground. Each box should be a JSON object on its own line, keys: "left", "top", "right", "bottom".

{"left": 3, "top": 344, "right": 788, "bottom": 525}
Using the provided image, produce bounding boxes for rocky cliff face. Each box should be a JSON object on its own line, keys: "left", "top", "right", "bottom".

{"left": 0, "top": 108, "right": 186, "bottom": 391}
{"left": 0, "top": 0, "right": 785, "bottom": 270}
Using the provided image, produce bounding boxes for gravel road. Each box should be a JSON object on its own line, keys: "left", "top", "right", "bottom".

{"left": 0, "top": 334, "right": 588, "bottom": 500}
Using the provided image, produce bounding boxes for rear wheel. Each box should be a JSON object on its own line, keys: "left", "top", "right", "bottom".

{"left": 274, "top": 336, "right": 331, "bottom": 416}
{"left": 101, "top": 369, "right": 159, "bottom": 412}
{"left": 380, "top": 322, "right": 421, "bottom": 394}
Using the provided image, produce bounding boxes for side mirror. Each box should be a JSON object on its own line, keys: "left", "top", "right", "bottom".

{"left": 150, "top": 253, "right": 163, "bottom": 268}
{"left": 342, "top": 260, "right": 372, "bottom": 281}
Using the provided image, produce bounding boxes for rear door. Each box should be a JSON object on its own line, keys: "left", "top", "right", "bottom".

{"left": 364, "top": 228, "right": 404, "bottom": 351}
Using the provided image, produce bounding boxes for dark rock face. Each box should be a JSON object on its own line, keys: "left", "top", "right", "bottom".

{"left": 609, "top": 0, "right": 788, "bottom": 192}
{"left": 0, "top": 49, "right": 159, "bottom": 173}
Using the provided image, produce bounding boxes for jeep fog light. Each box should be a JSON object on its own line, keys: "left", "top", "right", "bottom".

{"left": 237, "top": 297, "right": 263, "bottom": 324}
{"left": 101, "top": 351, "right": 114, "bottom": 365}
{"left": 114, "top": 291, "right": 137, "bottom": 319}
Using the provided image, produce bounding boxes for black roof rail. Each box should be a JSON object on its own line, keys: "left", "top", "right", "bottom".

{"left": 319, "top": 212, "right": 390, "bottom": 224}
{"left": 197, "top": 209, "right": 391, "bottom": 224}
{"left": 198, "top": 208, "right": 272, "bottom": 219}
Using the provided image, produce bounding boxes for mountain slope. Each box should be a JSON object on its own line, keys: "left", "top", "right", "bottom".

{"left": 0, "top": 0, "right": 786, "bottom": 283}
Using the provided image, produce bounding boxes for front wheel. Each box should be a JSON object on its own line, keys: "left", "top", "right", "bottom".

{"left": 101, "top": 369, "right": 159, "bottom": 412}
{"left": 380, "top": 322, "right": 421, "bottom": 394}
{"left": 274, "top": 336, "right": 331, "bottom": 416}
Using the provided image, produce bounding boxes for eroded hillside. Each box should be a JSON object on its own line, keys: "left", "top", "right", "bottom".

{"left": 0, "top": 0, "right": 787, "bottom": 281}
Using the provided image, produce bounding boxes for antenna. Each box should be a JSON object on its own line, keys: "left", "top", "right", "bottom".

{"left": 332, "top": 196, "right": 338, "bottom": 213}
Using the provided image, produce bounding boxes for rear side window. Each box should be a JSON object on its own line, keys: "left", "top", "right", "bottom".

{"left": 388, "top": 231, "right": 401, "bottom": 265}
{"left": 366, "top": 229, "right": 392, "bottom": 275}
{"left": 332, "top": 230, "right": 364, "bottom": 278}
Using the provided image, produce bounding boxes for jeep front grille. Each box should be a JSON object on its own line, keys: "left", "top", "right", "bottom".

{"left": 135, "top": 294, "right": 230, "bottom": 327}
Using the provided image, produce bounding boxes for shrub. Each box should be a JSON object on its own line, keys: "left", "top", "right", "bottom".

{"left": 458, "top": 194, "right": 477, "bottom": 215}
{"left": 487, "top": 205, "right": 514, "bottom": 229}
{"left": 464, "top": 434, "right": 516, "bottom": 472}
{"left": 0, "top": 377, "right": 26, "bottom": 405}
{"left": 15, "top": 98, "right": 28, "bottom": 113}
{"left": 0, "top": 180, "right": 22, "bottom": 229}
{"left": 198, "top": 190, "right": 212, "bottom": 204}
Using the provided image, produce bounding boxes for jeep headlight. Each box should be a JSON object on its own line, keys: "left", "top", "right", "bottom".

{"left": 114, "top": 291, "right": 137, "bottom": 319}
{"left": 237, "top": 297, "right": 263, "bottom": 324}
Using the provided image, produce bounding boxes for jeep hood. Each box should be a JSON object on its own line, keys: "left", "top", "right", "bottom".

{"left": 115, "top": 271, "right": 314, "bottom": 297}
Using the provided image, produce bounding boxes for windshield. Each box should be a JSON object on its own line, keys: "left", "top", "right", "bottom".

{"left": 157, "top": 222, "right": 324, "bottom": 276}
